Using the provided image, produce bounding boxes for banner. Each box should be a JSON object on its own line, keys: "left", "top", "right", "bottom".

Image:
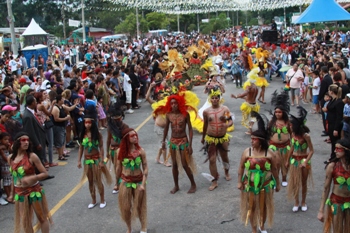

{"left": 69, "top": 19, "right": 81, "bottom": 27}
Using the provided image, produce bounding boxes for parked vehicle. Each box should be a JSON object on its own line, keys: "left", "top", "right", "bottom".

{"left": 101, "top": 34, "right": 128, "bottom": 43}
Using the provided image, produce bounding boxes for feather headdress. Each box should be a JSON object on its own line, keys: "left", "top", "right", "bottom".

{"left": 270, "top": 90, "right": 290, "bottom": 114}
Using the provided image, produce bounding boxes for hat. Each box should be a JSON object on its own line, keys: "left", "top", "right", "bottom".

{"left": 209, "top": 70, "right": 220, "bottom": 77}
{"left": 2, "top": 105, "right": 17, "bottom": 111}
{"left": 346, "top": 93, "right": 350, "bottom": 98}
{"left": 71, "top": 94, "right": 81, "bottom": 100}
{"left": 19, "top": 77, "right": 27, "bottom": 83}
{"left": 215, "top": 57, "right": 223, "bottom": 64}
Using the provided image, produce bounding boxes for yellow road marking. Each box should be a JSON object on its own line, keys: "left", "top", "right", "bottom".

{"left": 33, "top": 114, "right": 152, "bottom": 232}
{"left": 58, "top": 162, "right": 67, "bottom": 166}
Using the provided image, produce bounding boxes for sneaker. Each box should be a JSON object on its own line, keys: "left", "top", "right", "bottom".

{"left": 0, "top": 197, "right": 8, "bottom": 206}
{"left": 137, "top": 99, "right": 143, "bottom": 103}
{"left": 2, "top": 193, "right": 7, "bottom": 199}
{"left": 125, "top": 109, "right": 134, "bottom": 114}
{"left": 282, "top": 181, "right": 288, "bottom": 187}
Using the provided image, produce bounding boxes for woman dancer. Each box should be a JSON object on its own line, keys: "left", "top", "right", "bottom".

{"left": 318, "top": 139, "right": 350, "bottom": 233}
{"left": 268, "top": 91, "right": 291, "bottom": 187}
{"left": 106, "top": 103, "right": 129, "bottom": 194}
{"left": 116, "top": 128, "right": 148, "bottom": 233}
{"left": 238, "top": 112, "right": 280, "bottom": 233}
{"left": 285, "top": 106, "right": 314, "bottom": 212}
{"left": 9, "top": 132, "right": 52, "bottom": 233}
{"left": 256, "top": 58, "right": 269, "bottom": 104}
{"left": 78, "top": 117, "right": 112, "bottom": 209}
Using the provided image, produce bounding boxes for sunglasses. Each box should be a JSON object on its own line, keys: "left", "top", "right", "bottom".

{"left": 84, "top": 120, "right": 92, "bottom": 124}
{"left": 19, "top": 138, "right": 29, "bottom": 143}
{"left": 129, "top": 133, "right": 137, "bottom": 138}
{"left": 251, "top": 137, "right": 260, "bottom": 141}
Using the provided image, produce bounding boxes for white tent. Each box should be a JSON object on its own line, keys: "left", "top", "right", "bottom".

{"left": 22, "top": 18, "right": 48, "bottom": 36}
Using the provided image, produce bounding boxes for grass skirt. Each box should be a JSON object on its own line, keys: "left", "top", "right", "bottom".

{"left": 168, "top": 146, "right": 197, "bottom": 175}
{"left": 118, "top": 181, "right": 147, "bottom": 227}
{"left": 240, "top": 190, "right": 274, "bottom": 229}
{"left": 324, "top": 194, "right": 350, "bottom": 233}
{"left": 14, "top": 189, "right": 52, "bottom": 233}
{"left": 81, "top": 162, "right": 112, "bottom": 188}
{"left": 287, "top": 160, "right": 313, "bottom": 200}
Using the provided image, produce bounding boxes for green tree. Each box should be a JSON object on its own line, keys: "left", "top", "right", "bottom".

{"left": 114, "top": 13, "right": 148, "bottom": 37}
{"left": 146, "top": 12, "right": 169, "bottom": 30}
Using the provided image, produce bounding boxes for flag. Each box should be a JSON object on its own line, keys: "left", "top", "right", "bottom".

{"left": 69, "top": 19, "right": 81, "bottom": 27}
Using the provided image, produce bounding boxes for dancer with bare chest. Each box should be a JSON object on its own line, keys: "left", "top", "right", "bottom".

{"left": 162, "top": 95, "right": 197, "bottom": 194}
{"left": 202, "top": 89, "right": 233, "bottom": 191}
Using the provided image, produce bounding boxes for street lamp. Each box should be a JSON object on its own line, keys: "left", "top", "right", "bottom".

{"left": 175, "top": 6, "right": 180, "bottom": 32}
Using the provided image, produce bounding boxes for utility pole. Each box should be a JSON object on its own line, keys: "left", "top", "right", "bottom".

{"left": 197, "top": 13, "right": 200, "bottom": 33}
{"left": 7, "top": 0, "right": 18, "bottom": 55}
{"left": 82, "top": 0, "right": 86, "bottom": 42}
{"left": 136, "top": 7, "right": 140, "bottom": 39}
{"left": 61, "top": 1, "right": 66, "bottom": 40}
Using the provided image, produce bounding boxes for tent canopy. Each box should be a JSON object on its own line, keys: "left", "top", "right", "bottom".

{"left": 22, "top": 18, "right": 48, "bottom": 36}
{"left": 293, "top": 0, "right": 350, "bottom": 24}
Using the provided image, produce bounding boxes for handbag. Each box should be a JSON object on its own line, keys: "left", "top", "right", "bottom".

{"left": 44, "top": 119, "right": 54, "bottom": 129}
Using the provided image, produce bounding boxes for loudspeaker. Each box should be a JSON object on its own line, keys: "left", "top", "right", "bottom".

{"left": 262, "top": 30, "right": 278, "bottom": 44}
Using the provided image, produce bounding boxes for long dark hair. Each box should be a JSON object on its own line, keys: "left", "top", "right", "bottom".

{"left": 10, "top": 132, "right": 33, "bottom": 161}
{"left": 79, "top": 117, "right": 100, "bottom": 144}
{"left": 107, "top": 103, "right": 126, "bottom": 139}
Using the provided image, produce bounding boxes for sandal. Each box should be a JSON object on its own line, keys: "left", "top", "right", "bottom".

{"left": 63, "top": 154, "right": 70, "bottom": 157}
{"left": 58, "top": 156, "right": 68, "bottom": 161}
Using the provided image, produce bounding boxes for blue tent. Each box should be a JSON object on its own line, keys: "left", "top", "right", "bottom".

{"left": 293, "top": 0, "right": 350, "bottom": 24}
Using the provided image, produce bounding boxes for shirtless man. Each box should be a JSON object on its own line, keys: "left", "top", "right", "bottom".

{"left": 231, "top": 80, "right": 260, "bottom": 134}
{"left": 147, "top": 80, "right": 171, "bottom": 167}
{"left": 201, "top": 90, "right": 233, "bottom": 191}
{"left": 162, "top": 96, "right": 197, "bottom": 194}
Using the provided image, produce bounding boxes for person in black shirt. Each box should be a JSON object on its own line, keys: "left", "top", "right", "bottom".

{"left": 271, "top": 19, "right": 277, "bottom": 31}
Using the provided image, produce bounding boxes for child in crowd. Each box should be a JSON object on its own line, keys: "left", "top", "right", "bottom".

{"left": 311, "top": 70, "right": 321, "bottom": 113}
{"left": 97, "top": 96, "right": 107, "bottom": 130}
{"left": 106, "top": 81, "right": 117, "bottom": 105}
{"left": 0, "top": 132, "right": 12, "bottom": 204}
{"left": 342, "top": 93, "right": 350, "bottom": 139}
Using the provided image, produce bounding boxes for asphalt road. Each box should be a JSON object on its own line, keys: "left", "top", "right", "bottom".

{"left": 1, "top": 75, "right": 329, "bottom": 233}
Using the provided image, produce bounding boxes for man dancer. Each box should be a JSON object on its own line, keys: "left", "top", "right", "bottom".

{"left": 231, "top": 78, "right": 260, "bottom": 134}
{"left": 201, "top": 89, "right": 233, "bottom": 191}
{"left": 162, "top": 95, "right": 197, "bottom": 194}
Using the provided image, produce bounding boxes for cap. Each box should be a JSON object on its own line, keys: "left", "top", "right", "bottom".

{"left": 71, "top": 94, "right": 81, "bottom": 100}
{"left": 346, "top": 93, "right": 350, "bottom": 98}
{"left": 19, "top": 77, "right": 27, "bottom": 83}
{"left": 2, "top": 105, "right": 17, "bottom": 111}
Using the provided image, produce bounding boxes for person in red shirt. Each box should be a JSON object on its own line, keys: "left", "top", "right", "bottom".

{"left": 0, "top": 110, "right": 10, "bottom": 133}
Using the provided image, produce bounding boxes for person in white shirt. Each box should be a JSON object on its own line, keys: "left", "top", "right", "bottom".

{"left": 9, "top": 56, "right": 17, "bottom": 75}
{"left": 311, "top": 70, "right": 321, "bottom": 113}
{"left": 286, "top": 63, "right": 304, "bottom": 106}
{"left": 123, "top": 67, "right": 133, "bottom": 114}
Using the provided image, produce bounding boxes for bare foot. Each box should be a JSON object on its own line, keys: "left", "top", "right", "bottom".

{"left": 208, "top": 182, "right": 218, "bottom": 191}
{"left": 170, "top": 186, "right": 180, "bottom": 194}
{"left": 155, "top": 159, "right": 163, "bottom": 164}
{"left": 164, "top": 162, "right": 172, "bottom": 167}
{"left": 188, "top": 185, "right": 197, "bottom": 194}
{"left": 225, "top": 174, "right": 231, "bottom": 181}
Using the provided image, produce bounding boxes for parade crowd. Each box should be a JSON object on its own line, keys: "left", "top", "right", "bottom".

{"left": 0, "top": 25, "right": 350, "bottom": 233}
